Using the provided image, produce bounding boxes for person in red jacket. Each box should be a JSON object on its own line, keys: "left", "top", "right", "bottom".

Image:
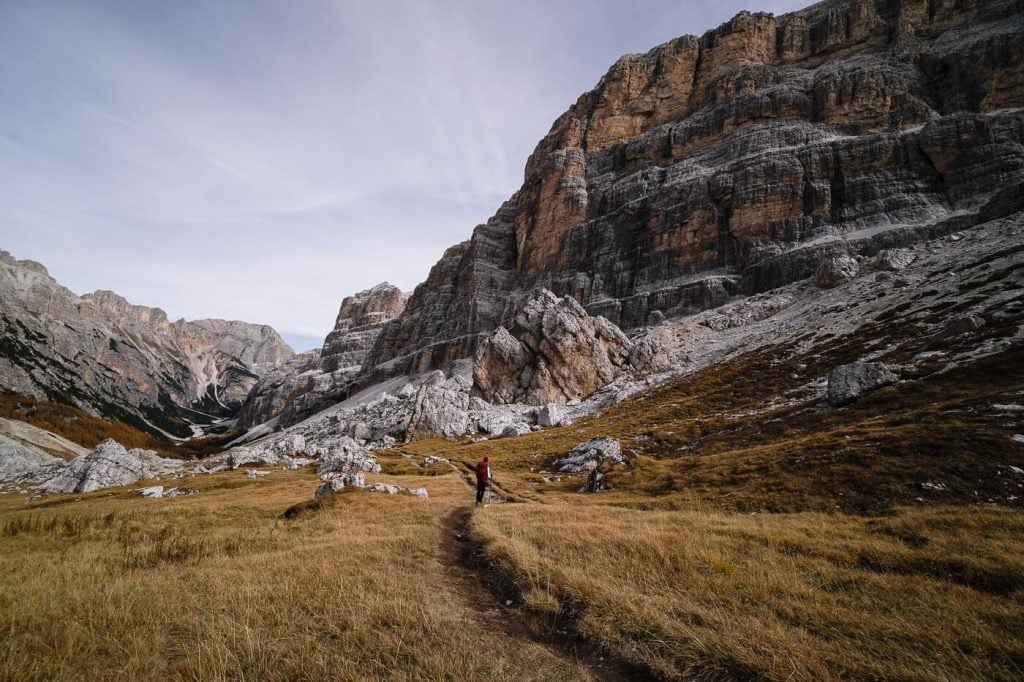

{"left": 475, "top": 456, "right": 491, "bottom": 505}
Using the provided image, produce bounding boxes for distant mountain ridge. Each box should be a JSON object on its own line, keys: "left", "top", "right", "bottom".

{"left": 0, "top": 250, "right": 294, "bottom": 438}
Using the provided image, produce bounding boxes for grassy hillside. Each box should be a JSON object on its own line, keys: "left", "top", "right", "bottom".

{"left": 0, "top": 392, "right": 238, "bottom": 459}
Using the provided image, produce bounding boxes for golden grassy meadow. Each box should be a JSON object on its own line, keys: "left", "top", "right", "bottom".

{"left": 2, "top": 342, "right": 1023, "bottom": 680}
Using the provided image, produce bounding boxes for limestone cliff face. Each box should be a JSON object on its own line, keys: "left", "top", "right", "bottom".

{"left": 364, "top": 0, "right": 1024, "bottom": 379}
{"left": 236, "top": 283, "right": 406, "bottom": 428}
{"left": 0, "top": 252, "right": 294, "bottom": 437}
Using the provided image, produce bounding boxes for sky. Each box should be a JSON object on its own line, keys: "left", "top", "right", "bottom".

{"left": 0, "top": 0, "right": 808, "bottom": 352}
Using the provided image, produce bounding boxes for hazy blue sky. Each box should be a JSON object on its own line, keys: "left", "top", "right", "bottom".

{"left": 0, "top": 0, "right": 807, "bottom": 351}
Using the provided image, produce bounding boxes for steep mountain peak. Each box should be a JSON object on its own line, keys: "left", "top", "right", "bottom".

{"left": 83, "top": 289, "right": 171, "bottom": 328}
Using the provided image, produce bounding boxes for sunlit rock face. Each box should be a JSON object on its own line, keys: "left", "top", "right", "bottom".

{"left": 363, "top": 0, "right": 1024, "bottom": 379}
{"left": 0, "top": 251, "right": 294, "bottom": 437}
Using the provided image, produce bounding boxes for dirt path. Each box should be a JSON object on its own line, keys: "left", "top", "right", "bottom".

{"left": 437, "top": 472, "right": 649, "bottom": 681}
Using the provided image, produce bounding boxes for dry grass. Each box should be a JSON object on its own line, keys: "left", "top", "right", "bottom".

{"left": 470, "top": 503, "right": 1024, "bottom": 681}
{"left": 3, "top": 292, "right": 1021, "bottom": 679}
{"left": 0, "top": 470, "right": 591, "bottom": 681}
{"left": 0, "top": 392, "right": 240, "bottom": 459}
{"left": 398, "top": 338, "right": 1024, "bottom": 513}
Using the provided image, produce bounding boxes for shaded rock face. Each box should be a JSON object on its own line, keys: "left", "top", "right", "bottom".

{"left": 39, "top": 439, "right": 184, "bottom": 494}
{"left": 362, "top": 0, "right": 1024, "bottom": 380}
{"left": 0, "top": 253, "right": 294, "bottom": 437}
{"left": 816, "top": 254, "right": 861, "bottom": 288}
{"left": 827, "top": 361, "right": 897, "bottom": 405}
{"left": 472, "top": 290, "right": 641, "bottom": 405}
{"left": 236, "top": 284, "right": 406, "bottom": 429}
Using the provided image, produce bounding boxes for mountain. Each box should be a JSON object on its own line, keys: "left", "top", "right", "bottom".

{"left": 0, "top": 250, "right": 294, "bottom": 438}
{"left": 234, "top": 283, "right": 406, "bottom": 429}
{"left": 354, "top": 0, "right": 1023, "bottom": 382}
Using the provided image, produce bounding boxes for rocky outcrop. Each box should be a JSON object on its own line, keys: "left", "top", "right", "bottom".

{"left": 875, "top": 248, "right": 915, "bottom": 271}
{"left": 816, "top": 254, "right": 861, "bottom": 288}
{"left": 0, "top": 443, "right": 64, "bottom": 486}
{"left": 0, "top": 252, "right": 294, "bottom": 437}
{"left": 232, "top": 350, "right": 322, "bottom": 429}
{"left": 555, "top": 437, "right": 625, "bottom": 473}
{"left": 407, "top": 370, "right": 472, "bottom": 440}
{"left": 827, "top": 361, "right": 897, "bottom": 405}
{"left": 316, "top": 437, "right": 381, "bottom": 474}
{"left": 39, "top": 439, "right": 184, "bottom": 493}
{"left": 356, "top": 0, "right": 1024, "bottom": 382}
{"left": 235, "top": 284, "right": 406, "bottom": 429}
{"left": 473, "top": 290, "right": 669, "bottom": 405}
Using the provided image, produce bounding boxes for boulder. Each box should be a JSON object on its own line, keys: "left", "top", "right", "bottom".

{"left": 315, "top": 472, "right": 366, "bottom": 498}
{"left": 537, "top": 404, "right": 569, "bottom": 427}
{"left": 406, "top": 378, "right": 470, "bottom": 440}
{"left": 815, "top": 255, "right": 860, "bottom": 288}
{"left": 271, "top": 434, "right": 307, "bottom": 456}
{"left": 226, "top": 447, "right": 280, "bottom": 469}
{"left": 501, "top": 424, "right": 532, "bottom": 437}
{"left": 39, "top": 439, "right": 184, "bottom": 494}
{"left": 628, "top": 335, "right": 674, "bottom": 374}
{"left": 316, "top": 437, "right": 380, "bottom": 474}
{"left": 827, "top": 362, "right": 897, "bottom": 406}
{"left": 473, "top": 290, "right": 633, "bottom": 406}
{"left": 875, "top": 248, "right": 915, "bottom": 271}
{"left": 555, "top": 437, "right": 624, "bottom": 473}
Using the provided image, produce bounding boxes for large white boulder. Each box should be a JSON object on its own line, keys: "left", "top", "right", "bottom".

{"left": 40, "top": 439, "right": 183, "bottom": 494}
{"left": 554, "top": 437, "right": 624, "bottom": 473}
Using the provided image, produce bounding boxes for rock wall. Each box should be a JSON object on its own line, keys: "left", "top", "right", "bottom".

{"left": 0, "top": 252, "right": 294, "bottom": 437}
{"left": 235, "top": 283, "right": 407, "bottom": 428}
{"left": 363, "top": 0, "right": 1024, "bottom": 379}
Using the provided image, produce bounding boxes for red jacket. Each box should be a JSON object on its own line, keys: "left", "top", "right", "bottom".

{"left": 475, "top": 461, "right": 490, "bottom": 485}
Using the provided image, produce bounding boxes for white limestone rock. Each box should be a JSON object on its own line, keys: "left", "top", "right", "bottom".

{"left": 0, "top": 443, "right": 64, "bottom": 485}
{"left": 555, "top": 437, "right": 624, "bottom": 473}
{"left": 406, "top": 378, "right": 470, "bottom": 440}
{"left": 537, "top": 404, "right": 570, "bottom": 427}
{"left": 317, "top": 437, "right": 380, "bottom": 474}
{"left": 40, "top": 439, "right": 183, "bottom": 494}
{"left": 315, "top": 472, "right": 366, "bottom": 498}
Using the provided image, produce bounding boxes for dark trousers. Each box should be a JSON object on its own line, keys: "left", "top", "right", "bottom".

{"left": 476, "top": 481, "right": 487, "bottom": 504}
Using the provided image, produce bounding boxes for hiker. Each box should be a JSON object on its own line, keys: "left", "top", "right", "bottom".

{"left": 475, "top": 456, "right": 492, "bottom": 505}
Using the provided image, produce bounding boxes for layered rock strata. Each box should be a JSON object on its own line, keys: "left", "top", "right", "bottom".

{"left": 0, "top": 252, "right": 293, "bottom": 437}
{"left": 360, "top": 0, "right": 1024, "bottom": 382}
{"left": 235, "top": 283, "right": 406, "bottom": 428}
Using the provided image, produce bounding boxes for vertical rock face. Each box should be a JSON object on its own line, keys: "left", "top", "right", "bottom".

{"left": 321, "top": 284, "right": 406, "bottom": 373}
{"left": 235, "top": 283, "right": 407, "bottom": 428}
{"left": 0, "top": 251, "right": 294, "bottom": 437}
{"left": 362, "top": 0, "right": 1024, "bottom": 381}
